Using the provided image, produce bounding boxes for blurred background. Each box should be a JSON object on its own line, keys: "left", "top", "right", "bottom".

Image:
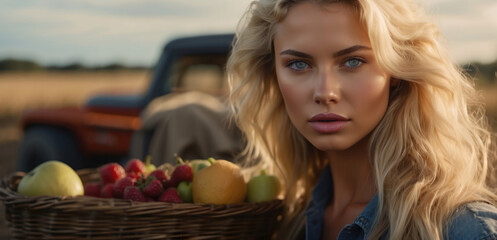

{"left": 0, "top": 0, "right": 495, "bottom": 238}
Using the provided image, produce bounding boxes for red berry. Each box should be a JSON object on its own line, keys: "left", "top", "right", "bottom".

{"left": 142, "top": 179, "right": 163, "bottom": 198}
{"left": 126, "top": 171, "right": 142, "bottom": 181}
{"left": 113, "top": 177, "right": 135, "bottom": 198}
{"left": 125, "top": 159, "right": 146, "bottom": 176}
{"left": 158, "top": 188, "right": 183, "bottom": 203}
{"left": 84, "top": 182, "right": 101, "bottom": 197}
{"left": 123, "top": 186, "right": 147, "bottom": 202}
{"left": 99, "top": 162, "right": 125, "bottom": 184}
{"left": 148, "top": 169, "right": 168, "bottom": 183}
{"left": 163, "top": 179, "right": 176, "bottom": 189}
{"left": 170, "top": 164, "right": 193, "bottom": 187}
{"left": 100, "top": 183, "right": 115, "bottom": 198}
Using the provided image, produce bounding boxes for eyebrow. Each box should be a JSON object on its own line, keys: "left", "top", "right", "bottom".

{"left": 279, "top": 45, "right": 371, "bottom": 58}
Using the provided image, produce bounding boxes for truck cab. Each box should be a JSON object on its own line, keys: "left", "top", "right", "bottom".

{"left": 17, "top": 34, "right": 234, "bottom": 171}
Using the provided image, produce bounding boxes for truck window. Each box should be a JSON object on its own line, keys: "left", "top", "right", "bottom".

{"left": 168, "top": 54, "right": 228, "bottom": 96}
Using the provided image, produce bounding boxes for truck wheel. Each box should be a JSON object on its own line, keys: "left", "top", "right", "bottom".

{"left": 17, "top": 126, "right": 84, "bottom": 172}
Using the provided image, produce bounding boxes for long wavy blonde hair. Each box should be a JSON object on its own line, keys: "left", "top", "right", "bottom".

{"left": 227, "top": 0, "right": 497, "bottom": 239}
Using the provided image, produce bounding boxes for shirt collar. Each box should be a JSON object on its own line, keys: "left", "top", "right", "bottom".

{"left": 353, "top": 193, "right": 378, "bottom": 236}
{"left": 308, "top": 165, "right": 333, "bottom": 211}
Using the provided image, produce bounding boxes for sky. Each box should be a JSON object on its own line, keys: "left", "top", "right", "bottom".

{"left": 0, "top": 0, "right": 496, "bottom": 67}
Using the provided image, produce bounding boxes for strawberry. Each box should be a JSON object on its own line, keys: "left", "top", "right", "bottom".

{"left": 158, "top": 188, "right": 183, "bottom": 203}
{"left": 100, "top": 183, "right": 115, "bottom": 198}
{"left": 126, "top": 171, "right": 142, "bottom": 182}
{"left": 163, "top": 179, "right": 176, "bottom": 189}
{"left": 125, "top": 158, "right": 146, "bottom": 176}
{"left": 148, "top": 169, "right": 168, "bottom": 184}
{"left": 142, "top": 179, "right": 163, "bottom": 198}
{"left": 169, "top": 157, "right": 193, "bottom": 188}
{"left": 123, "top": 186, "right": 147, "bottom": 202}
{"left": 84, "top": 182, "right": 101, "bottom": 197}
{"left": 113, "top": 176, "right": 135, "bottom": 198}
{"left": 99, "top": 162, "right": 125, "bottom": 184}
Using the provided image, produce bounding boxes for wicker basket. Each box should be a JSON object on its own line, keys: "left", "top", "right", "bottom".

{"left": 0, "top": 169, "right": 284, "bottom": 240}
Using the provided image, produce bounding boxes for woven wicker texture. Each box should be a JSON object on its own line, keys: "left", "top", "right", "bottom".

{"left": 0, "top": 169, "right": 284, "bottom": 240}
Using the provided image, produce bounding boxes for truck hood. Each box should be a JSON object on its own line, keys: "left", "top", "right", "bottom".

{"left": 85, "top": 93, "right": 144, "bottom": 116}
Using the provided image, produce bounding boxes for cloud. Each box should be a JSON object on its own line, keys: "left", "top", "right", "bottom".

{"left": 0, "top": 0, "right": 248, "bottom": 37}
{"left": 426, "top": 1, "right": 497, "bottom": 63}
{"left": 424, "top": 0, "right": 496, "bottom": 16}
{"left": 2, "top": 0, "right": 246, "bottom": 18}
{"left": 0, "top": 0, "right": 251, "bottom": 66}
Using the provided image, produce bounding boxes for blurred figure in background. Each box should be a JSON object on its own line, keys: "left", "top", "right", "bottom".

{"left": 130, "top": 91, "right": 243, "bottom": 165}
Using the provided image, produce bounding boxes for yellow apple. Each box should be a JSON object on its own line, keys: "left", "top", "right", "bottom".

{"left": 144, "top": 155, "right": 156, "bottom": 176}
{"left": 17, "top": 160, "right": 84, "bottom": 197}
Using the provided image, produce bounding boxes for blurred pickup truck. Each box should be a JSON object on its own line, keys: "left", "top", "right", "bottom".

{"left": 17, "top": 34, "right": 234, "bottom": 171}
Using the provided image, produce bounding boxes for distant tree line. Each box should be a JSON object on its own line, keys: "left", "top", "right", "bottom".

{"left": 0, "top": 58, "right": 148, "bottom": 72}
{"left": 463, "top": 61, "right": 497, "bottom": 85}
{"left": 0, "top": 57, "right": 495, "bottom": 84}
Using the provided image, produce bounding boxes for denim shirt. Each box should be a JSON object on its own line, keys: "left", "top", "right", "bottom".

{"left": 305, "top": 166, "right": 497, "bottom": 240}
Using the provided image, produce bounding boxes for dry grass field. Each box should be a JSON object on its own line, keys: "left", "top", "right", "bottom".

{"left": 0, "top": 71, "right": 495, "bottom": 239}
{"left": 0, "top": 71, "right": 150, "bottom": 117}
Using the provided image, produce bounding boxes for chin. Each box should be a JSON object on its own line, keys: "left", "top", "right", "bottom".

{"left": 308, "top": 138, "right": 355, "bottom": 152}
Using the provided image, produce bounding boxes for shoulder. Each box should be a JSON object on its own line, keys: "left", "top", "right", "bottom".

{"left": 445, "top": 202, "right": 497, "bottom": 240}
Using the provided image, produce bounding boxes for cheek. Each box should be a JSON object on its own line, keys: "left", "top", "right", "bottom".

{"left": 348, "top": 75, "right": 390, "bottom": 117}
{"left": 278, "top": 79, "right": 302, "bottom": 115}
{"left": 276, "top": 71, "right": 309, "bottom": 121}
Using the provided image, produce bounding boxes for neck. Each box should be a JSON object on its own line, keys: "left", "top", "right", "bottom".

{"left": 326, "top": 136, "right": 376, "bottom": 212}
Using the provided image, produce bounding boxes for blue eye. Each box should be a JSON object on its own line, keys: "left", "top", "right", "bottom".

{"left": 288, "top": 61, "right": 310, "bottom": 71}
{"left": 343, "top": 58, "right": 364, "bottom": 69}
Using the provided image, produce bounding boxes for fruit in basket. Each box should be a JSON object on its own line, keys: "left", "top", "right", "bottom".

{"left": 84, "top": 182, "right": 102, "bottom": 197}
{"left": 125, "top": 158, "right": 146, "bottom": 176}
{"left": 169, "top": 155, "right": 193, "bottom": 187}
{"left": 142, "top": 178, "right": 164, "bottom": 198}
{"left": 158, "top": 188, "right": 183, "bottom": 203}
{"left": 99, "top": 162, "right": 125, "bottom": 184}
{"left": 123, "top": 186, "right": 147, "bottom": 202}
{"left": 157, "top": 162, "right": 175, "bottom": 175}
{"left": 101, "top": 183, "right": 115, "bottom": 198}
{"left": 126, "top": 171, "right": 141, "bottom": 181}
{"left": 247, "top": 169, "right": 281, "bottom": 203}
{"left": 113, "top": 176, "right": 136, "bottom": 198}
{"left": 17, "top": 160, "right": 84, "bottom": 197}
{"left": 192, "top": 159, "right": 247, "bottom": 204}
{"left": 177, "top": 181, "right": 193, "bottom": 203}
{"left": 144, "top": 155, "right": 157, "bottom": 176}
{"left": 189, "top": 159, "right": 212, "bottom": 173}
{"left": 148, "top": 169, "right": 168, "bottom": 184}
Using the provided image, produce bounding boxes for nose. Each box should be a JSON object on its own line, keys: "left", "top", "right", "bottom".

{"left": 313, "top": 71, "right": 340, "bottom": 105}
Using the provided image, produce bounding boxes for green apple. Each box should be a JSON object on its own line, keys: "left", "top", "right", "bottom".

{"left": 177, "top": 181, "right": 193, "bottom": 203}
{"left": 247, "top": 169, "right": 281, "bottom": 203}
{"left": 17, "top": 160, "right": 84, "bottom": 197}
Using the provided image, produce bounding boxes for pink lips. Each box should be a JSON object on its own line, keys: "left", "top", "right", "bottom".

{"left": 308, "top": 113, "right": 349, "bottom": 134}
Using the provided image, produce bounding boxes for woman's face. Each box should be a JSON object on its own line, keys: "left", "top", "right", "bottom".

{"left": 274, "top": 2, "right": 391, "bottom": 152}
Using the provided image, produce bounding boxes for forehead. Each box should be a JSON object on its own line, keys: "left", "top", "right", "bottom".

{"left": 274, "top": 2, "right": 369, "bottom": 49}
{"left": 281, "top": 2, "right": 357, "bottom": 25}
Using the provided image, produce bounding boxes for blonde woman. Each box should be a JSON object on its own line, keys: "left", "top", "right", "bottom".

{"left": 228, "top": 0, "right": 497, "bottom": 239}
